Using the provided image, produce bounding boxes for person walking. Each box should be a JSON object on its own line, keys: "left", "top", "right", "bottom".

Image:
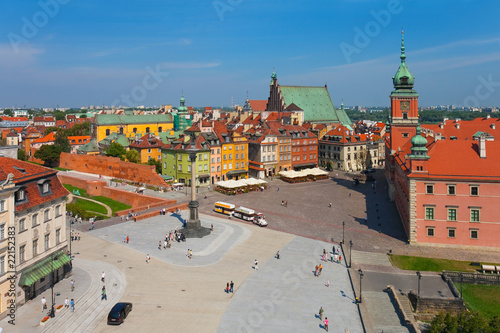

{"left": 126, "top": 235, "right": 129, "bottom": 244}
{"left": 319, "top": 306, "right": 324, "bottom": 320}
{"left": 276, "top": 251, "right": 280, "bottom": 259}
{"left": 323, "top": 317, "right": 329, "bottom": 331}
{"left": 41, "top": 297, "right": 47, "bottom": 312}
{"left": 70, "top": 299, "right": 75, "bottom": 313}
{"left": 254, "top": 259, "right": 258, "bottom": 270}
{"left": 101, "top": 271, "right": 106, "bottom": 283}
{"left": 318, "top": 264, "right": 323, "bottom": 276}
{"left": 146, "top": 254, "right": 151, "bottom": 263}
{"left": 226, "top": 282, "right": 230, "bottom": 293}
{"left": 158, "top": 241, "right": 162, "bottom": 250}
{"left": 101, "top": 286, "right": 107, "bottom": 301}
{"left": 328, "top": 202, "right": 332, "bottom": 208}
{"left": 70, "top": 279, "right": 75, "bottom": 292}
{"left": 315, "top": 265, "right": 319, "bottom": 277}
{"left": 189, "top": 249, "right": 193, "bottom": 259}
{"left": 65, "top": 297, "right": 69, "bottom": 308}
{"left": 230, "top": 281, "right": 234, "bottom": 293}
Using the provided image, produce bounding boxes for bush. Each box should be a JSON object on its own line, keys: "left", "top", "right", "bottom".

{"left": 66, "top": 203, "right": 107, "bottom": 220}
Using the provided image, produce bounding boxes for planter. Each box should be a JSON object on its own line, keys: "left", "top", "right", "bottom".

{"left": 41, "top": 316, "right": 50, "bottom": 326}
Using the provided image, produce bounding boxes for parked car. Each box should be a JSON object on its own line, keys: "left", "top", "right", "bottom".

{"left": 362, "top": 168, "right": 376, "bottom": 174}
{"left": 107, "top": 302, "right": 133, "bottom": 325}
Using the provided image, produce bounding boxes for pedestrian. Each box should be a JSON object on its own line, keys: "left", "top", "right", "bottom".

{"left": 349, "top": 192, "right": 351, "bottom": 197}
{"left": 230, "top": 281, "right": 234, "bottom": 293}
{"left": 325, "top": 252, "right": 329, "bottom": 262}
{"left": 277, "top": 187, "right": 279, "bottom": 191}
{"left": 146, "top": 254, "right": 150, "bottom": 263}
{"left": 158, "top": 241, "right": 162, "bottom": 250}
{"left": 126, "top": 235, "right": 129, "bottom": 244}
{"left": 164, "top": 240, "right": 168, "bottom": 249}
{"left": 323, "top": 317, "right": 329, "bottom": 331}
{"left": 319, "top": 306, "right": 324, "bottom": 320}
{"left": 101, "top": 286, "right": 107, "bottom": 301}
{"left": 226, "top": 282, "right": 229, "bottom": 293}
{"left": 328, "top": 202, "right": 332, "bottom": 208}
{"left": 189, "top": 249, "right": 192, "bottom": 259}
{"left": 315, "top": 265, "right": 319, "bottom": 277}
{"left": 101, "top": 271, "right": 106, "bottom": 283}
{"left": 187, "top": 249, "right": 190, "bottom": 258}
{"left": 326, "top": 280, "right": 330, "bottom": 287}
{"left": 276, "top": 251, "right": 280, "bottom": 259}
{"left": 210, "top": 224, "right": 214, "bottom": 231}
{"left": 123, "top": 235, "right": 126, "bottom": 243}
{"left": 71, "top": 279, "right": 75, "bottom": 292}
{"left": 41, "top": 297, "right": 47, "bottom": 312}
{"left": 91, "top": 221, "right": 95, "bottom": 230}
{"left": 339, "top": 255, "right": 342, "bottom": 263}
{"left": 65, "top": 297, "right": 69, "bottom": 308}
{"left": 70, "top": 299, "right": 75, "bottom": 312}
{"left": 319, "top": 264, "right": 323, "bottom": 276}
{"left": 254, "top": 259, "right": 258, "bottom": 270}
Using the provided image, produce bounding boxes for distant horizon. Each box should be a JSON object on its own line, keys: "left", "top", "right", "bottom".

{"left": 1, "top": 1, "right": 499, "bottom": 108}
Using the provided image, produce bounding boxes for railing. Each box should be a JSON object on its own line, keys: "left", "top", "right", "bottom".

{"left": 442, "top": 271, "right": 500, "bottom": 286}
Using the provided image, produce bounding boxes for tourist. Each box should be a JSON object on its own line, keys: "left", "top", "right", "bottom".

{"left": 323, "top": 317, "right": 329, "bottom": 331}
{"left": 158, "top": 241, "right": 162, "bottom": 250}
{"left": 230, "top": 281, "right": 234, "bottom": 293}
{"left": 126, "top": 235, "right": 129, "bottom": 244}
{"left": 70, "top": 299, "right": 75, "bottom": 312}
{"left": 276, "top": 251, "right": 280, "bottom": 259}
{"left": 65, "top": 297, "right": 69, "bottom": 308}
{"left": 41, "top": 297, "right": 47, "bottom": 312}
{"left": 146, "top": 254, "right": 150, "bottom": 263}
{"left": 254, "top": 259, "right": 258, "bottom": 270}
{"left": 101, "top": 271, "right": 105, "bottom": 283}
{"left": 319, "top": 306, "right": 324, "bottom": 320}
{"left": 101, "top": 286, "right": 107, "bottom": 301}
{"left": 70, "top": 279, "right": 75, "bottom": 292}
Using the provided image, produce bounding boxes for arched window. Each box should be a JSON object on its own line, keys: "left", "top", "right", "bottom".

{"left": 158, "top": 127, "right": 163, "bottom": 133}
{"left": 146, "top": 127, "right": 150, "bottom": 133}
{"left": 105, "top": 129, "right": 110, "bottom": 136}
{"left": 133, "top": 128, "right": 137, "bottom": 133}
{"left": 119, "top": 127, "right": 124, "bottom": 134}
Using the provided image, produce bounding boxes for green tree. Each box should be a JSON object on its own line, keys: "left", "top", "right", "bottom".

{"left": 125, "top": 150, "right": 140, "bottom": 163}
{"left": 66, "top": 122, "right": 90, "bottom": 136}
{"left": 45, "top": 127, "right": 59, "bottom": 135}
{"left": 80, "top": 114, "right": 87, "bottom": 119}
{"left": 3, "top": 109, "right": 12, "bottom": 116}
{"left": 105, "top": 142, "right": 126, "bottom": 159}
{"left": 34, "top": 145, "right": 61, "bottom": 166}
{"left": 54, "top": 110, "right": 66, "bottom": 121}
{"left": 54, "top": 130, "right": 71, "bottom": 153}
{"left": 147, "top": 158, "right": 162, "bottom": 174}
{"left": 17, "top": 149, "right": 27, "bottom": 161}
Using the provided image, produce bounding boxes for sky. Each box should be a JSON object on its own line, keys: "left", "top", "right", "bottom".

{"left": 1, "top": 0, "right": 499, "bottom": 109}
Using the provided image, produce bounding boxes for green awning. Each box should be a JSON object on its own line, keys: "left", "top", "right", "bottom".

{"left": 226, "top": 170, "right": 248, "bottom": 176}
{"left": 19, "top": 251, "right": 71, "bottom": 286}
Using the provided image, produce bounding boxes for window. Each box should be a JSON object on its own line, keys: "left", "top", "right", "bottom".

{"left": 178, "top": 165, "right": 182, "bottom": 171}
{"left": 470, "top": 186, "right": 479, "bottom": 196}
{"left": 15, "top": 190, "right": 25, "bottom": 202}
{"left": 0, "top": 256, "right": 4, "bottom": 274}
{"left": 56, "top": 229, "right": 60, "bottom": 245}
{"left": 158, "top": 126, "right": 163, "bottom": 133}
{"left": 217, "top": 157, "right": 221, "bottom": 163}
{"left": 236, "top": 154, "right": 239, "bottom": 159}
{"left": 45, "top": 234, "right": 49, "bottom": 251}
{"left": 19, "top": 218, "right": 25, "bottom": 231}
{"left": 217, "top": 166, "right": 221, "bottom": 172}
{"left": 241, "top": 153, "right": 245, "bottom": 159}
{"left": 0, "top": 200, "right": 4, "bottom": 212}
{"left": 178, "top": 154, "right": 182, "bottom": 161}
{"left": 235, "top": 162, "right": 239, "bottom": 169}
{"left": 163, "top": 162, "right": 167, "bottom": 169}
{"left": 198, "top": 165, "right": 202, "bottom": 172}
{"left": 133, "top": 128, "right": 137, "bottom": 133}
{"left": 20, "top": 245, "right": 25, "bottom": 263}
{"left": 447, "top": 185, "right": 455, "bottom": 195}
{"left": 217, "top": 148, "right": 220, "bottom": 154}
{"left": 32, "top": 214, "right": 38, "bottom": 226}
{"left": 470, "top": 229, "right": 478, "bottom": 239}
{"left": 44, "top": 209, "right": 50, "bottom": 222}
{"left": 241, "top": 145, "right": 244, "bottom": 150}
{"left": 427, "top": 227, "right": 435, "bottom": 237}
{"left": 470, "top": 209, "right": 480, "bottom": 222}
{"left": 211, "top": 158, "right": 214, "bottom": 163}
{"left": 402, "top": 133, "right": 409, "bottom": 138}
{"left": 105, "top": 129, "right": 110, "bottom": 136}
{"left": 223, "top": 164, "right": 227, "bottom": 170}
{"left": 447, "top": 208, "right": 457, "bottom": 221}
{"left": 425, "top": 207, "right": 434, "bottom": 220}
{"left": 33, "top": 239, "right": 38, "bottom": 256}
{"left": 148, "top": 149, "right": 151, "bottom": 153}
{"left": 188, "top": 165, "right": 191, "bottom": 172}
{"left": 204, "top": 153, "right": 207, "bottom": 160}
{"left": 211, "top": 166, "right": 215, "bottom": 172}
{"left": 403, "top": 112, "right": 408, "bottom": 120}
{"left": 229, "top": 145, "right": 232, "bottom": 150}
{"left": 426, "top": 184, "right": 434, "bottom": 194}
{"left": 223, "top": 154, "right": 227, "bottom": 161}
{"left": 448, "top": 228, "right": 456, "bottom": 238}
{"left": 0, "top": 224, "right": 4, "bottom": 240}
{"left": 204, "top": 164, "right": 208, "bottom": 171}
{"left": 145, "top": 127, "right": 150, "bottom": 133}
{"left": 236, "top": 145, "right": 239, "bottom": 151}
{"left": 198, "top": 154, "right": 202, "bottom": 161}
{"left": 229, "top": 154, "right": 232, "bottom": 160}
{"left": 229, "top": 163, "right": 232, "bottom": 169}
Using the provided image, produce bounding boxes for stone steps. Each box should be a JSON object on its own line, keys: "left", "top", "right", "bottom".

{"left": 364, "top": 291, "right": 410, "bottom": 333}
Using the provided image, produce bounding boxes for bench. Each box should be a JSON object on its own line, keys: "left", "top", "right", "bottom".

{"left": 481, "top": 264, "right": 497, "bottom": 273}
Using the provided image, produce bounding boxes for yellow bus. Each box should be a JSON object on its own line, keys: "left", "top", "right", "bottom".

{"left": 214, "top": 202, "right": 236, "bottom": 215}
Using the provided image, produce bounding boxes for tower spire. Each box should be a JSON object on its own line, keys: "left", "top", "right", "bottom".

{"left": 400, "top": 28, "right": 406, "bottom": 63}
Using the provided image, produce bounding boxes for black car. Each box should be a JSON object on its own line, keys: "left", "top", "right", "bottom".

{"left": 107, "top": 302, "right": 133, "bottom": 325}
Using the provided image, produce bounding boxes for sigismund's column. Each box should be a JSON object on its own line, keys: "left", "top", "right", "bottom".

{"left": 187, "top": 150, "right": 200, "bottom": 228}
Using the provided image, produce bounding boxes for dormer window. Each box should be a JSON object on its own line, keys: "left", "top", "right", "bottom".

{"left": 15, "top": 189, "right": 26, "bottom": 202}
{"left": 37, "top": 179, "right": 52, "bottom": 195}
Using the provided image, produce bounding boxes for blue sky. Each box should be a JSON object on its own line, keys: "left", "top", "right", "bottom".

{"left": 1, "top": 0, "right": 499, "bottom": 108}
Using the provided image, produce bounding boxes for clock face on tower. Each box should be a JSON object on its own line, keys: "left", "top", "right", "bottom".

{"left": 400, "top": 101, "right": 410, "bottom": 111}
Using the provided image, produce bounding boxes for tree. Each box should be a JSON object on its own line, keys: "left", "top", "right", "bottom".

{"left": 45, "top": 127, "right": 59, "bottom": 135}
{"left": 80, "top": 114, "right": 87, "bottom": 119}
{"left": 3, "top": 109, "right": 12, "bottom": 116}
{"left": 17, "top": 149, "right": 26, "bottom": 161}
{"left": 54, "top": 110, "right": 66, "bottom": 121}
{"left": 125, "top": 150, "right": 140, "bottom": 163}
{"left": 66, "top": 122, "right": 90, "bottom": 136}
{"left": 147, "top": 158, "right": 162, "bottom": 174}
{"left": 34, "top": 145, "right": 61, "bottom": 166}
{"left": 105, "top": 142, "right": 126, "bottom": 159}
{"left": 54, "top": 130, "right": 71, "bottom": 153}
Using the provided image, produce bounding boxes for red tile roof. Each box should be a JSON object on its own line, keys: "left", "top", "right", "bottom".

{"left": 249, "top": 100, "right": 268, "bottom": 111}
{"left": 1, "top": 116, "right": 28, "bottom": 122}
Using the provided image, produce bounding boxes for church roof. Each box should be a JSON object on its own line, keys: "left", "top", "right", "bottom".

{"left": 95, "top": 114, "right": 173, "bottom": 125}
{"left": 249, "top": 100, "right": 268, "bottom": 112}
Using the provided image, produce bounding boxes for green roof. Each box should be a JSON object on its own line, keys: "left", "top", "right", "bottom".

{"left": 99, "top": 133, "right": 130, "bottom": 147}
{"left": 77, "top": 139, "right": 99, "bottom": 153}
{"left": 95, "top": 114, "right": 173, "bottom": 125}
{"left": 114, "top": 135, "right": 130, "bottom": 147}
{"left": 19, "top": 251, "right": 71, "bottom": 286}
{"left": 279, "top": 86, "right": 351, "bottom": 124}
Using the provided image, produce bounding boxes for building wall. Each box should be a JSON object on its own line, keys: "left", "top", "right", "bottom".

{"left": 59, "top": 153, "right": 166, "bottom": 186}
{"left": 277, "top": 137, "right": 292, "bottom": 171}
{"left": 415, "top": 180, "right": 500, "bottom": 248}
{"left": 209, "top": 146, "right": 222, "bottom": 185}
{"left": 221, "top": 135, "right": 248, "bottom": 180}
{"left": 161, "top": 150, "right": 210, "bottom": 187}
{"left": 96, "top": 122, "right": 174, "bottom": 142}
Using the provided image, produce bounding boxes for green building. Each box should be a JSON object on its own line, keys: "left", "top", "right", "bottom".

{"left": 173, "top": 95, "right": 192, "bottom": 132}
{"left": 161, "top": 135, "right": 210, "bottom": 187}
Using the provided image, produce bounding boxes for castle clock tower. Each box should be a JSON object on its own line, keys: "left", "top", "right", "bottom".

{"left": 389, "top": 31, "right": 419, "bottom": 152}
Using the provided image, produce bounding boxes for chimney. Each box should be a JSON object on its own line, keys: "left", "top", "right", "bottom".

{"left": 479, "top": 135, "right": 486, "bottom": 158}
{"left": 487, "top": 114, "right": 491, "bottom": 119}
{"left": 491, "top": 123, "right": 496, "bottom": 130}
{"left": 439, "top": 123, "right": 444, "bottom": 129}
{"left": 455, "top": 123, "right": 460, "bottom": 129}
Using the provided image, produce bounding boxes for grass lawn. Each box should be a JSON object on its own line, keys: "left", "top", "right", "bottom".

{"left": 462, "top": 284, "right": 500, "bottom": 319}
{"left": 54, "top": 167, "right": 71, "bottom": 171}
{"left": 388, "top": 254, "right": 496, "bottom": 272}
{"left": 74, "top": 198, "right": 107, "bottom": 215}
{"left": 92, "top": 196, "right": 132, "bottom": 214}
{"left": 63, "top": 184, "right": 89, "bottom": 197}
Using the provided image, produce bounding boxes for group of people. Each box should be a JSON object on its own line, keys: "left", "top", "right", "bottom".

{"left": 225, "top": 281, "right": 234, "bottom": 293}
{"left": 101, "top": 271, "right": 107, "bottom": 301}
{"left": 70, "top": 231, "right": 81, "bottom": 241}
{"left": 318, "top": 307, "right": 329, "bottom": 331}
{"left": 186, "top": 249, "right": 193, "bottom": 259}
{"left": 159, "top": 208, "right": 167, "bottom": 215}
{"left": 123, "top": 235, "right": 130, "bottom": 244}
{"left": 280, "top": 200, "right": 288, "bottom": 207}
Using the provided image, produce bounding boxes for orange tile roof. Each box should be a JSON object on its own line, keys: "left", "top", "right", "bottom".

{"left": 249, "top": 100, "right": 268, "bottom": 111}
{"left": 1, "top": 116, "right": 28, "bottom": 122}
{"left": 423, "top": 117, "right": 500, "bottom": 140}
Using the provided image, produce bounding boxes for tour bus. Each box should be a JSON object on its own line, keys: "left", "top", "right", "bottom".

{"left": 214, "top": 202, "right": 236, "bottom": 215}
{"left": 215, "top": 203, "right": 268, "bottom": 227}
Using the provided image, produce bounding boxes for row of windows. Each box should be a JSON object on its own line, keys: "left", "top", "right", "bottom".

{"left": 426, "top": 227, "right": 478, "bottom": 239}
{"left": 261, "top": 146, "right": 276, "bottom": 152}
{"left": 279, "top": 146, "right": 291, "bottom": 152}
{"left": 426, "top": 184, "right": 479, "bottom": 196}
{"left": 105, "top": 127, "right": 164, "bottom": 136}
{"left": 70, "top": 139, "right": 88, "bottom": 144}
{"left": 223, "top": 145, "right": 245, "bottom": 151}
{"left": 223, "top": 153, "right": 245, "bottom": 160}
{"left": 17, "top": 229, "right": 61, "bottom": 264}
{"left": 424, "top": 207, "right": 480, "bottom": 222}
{"left": 292, "top": 146, "right": 316, "bottom": 152}
{"left": 292, "top": 154, "right": 316, "bottom": 161}
{"left": 292, "top": 140, "right": 316, "bottom": 145}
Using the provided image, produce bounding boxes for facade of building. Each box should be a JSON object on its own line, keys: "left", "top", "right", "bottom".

{"left": 128, "top": 134, "right": 165, "bottom": 163}
{"left": 30, "top": 132, "right": 91, "bottom": 157}
{"left": 201, "top": 132, "right": 222, "bottom": 185}
{"left": 286, "top": 125, "right": 318, "bottom": 170}
{"left": 247, "top": 130, "right": 278, "bottom": 179}
{"left": 385, "top": 32, "right": 500, "bottom": 250}
{"left": 0, "top": 158, "right": 70, "bottom": 317}
{"left": 212, "top": 122, "right": 249, "bottom": 181}
{"left": 93, "top": 114, "right": 174, "bottom": 142}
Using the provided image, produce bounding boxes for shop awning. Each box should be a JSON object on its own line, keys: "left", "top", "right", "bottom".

{"left": 226, "top": 170, "right": 248, "bottom": 176}
{"left": 19, "top": 251, "right": 71, "bottom": 286}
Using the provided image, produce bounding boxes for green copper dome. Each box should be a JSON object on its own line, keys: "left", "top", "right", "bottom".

{"left": 411, "top": 124, "right": 427, "bottom": 147}
{"left": 178, "top": 95, "right": 188, "bottom": 113}
{"left": 393, "top": 31, "right": 415, "bottom": 89}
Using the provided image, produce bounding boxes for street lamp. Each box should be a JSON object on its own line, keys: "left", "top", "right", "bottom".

{"left": 459, "top": 273, "right": 463, "bottom": 299}
{"left": 49, "top": 254, "right": 56, "bottom": 318}
{"left": 342, "top": 222, "right": 345, "bottom": 244}
{"left": 416, "top": 271, "right": 422, "bottom": 300}
{"left": 349, "top": 240, "right": 353, "bottom": 268}
{"left": 358, "top": 269, "right": 364, "bottom": 303}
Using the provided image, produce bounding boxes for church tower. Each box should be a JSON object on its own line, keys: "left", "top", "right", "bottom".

{"left": 389, "top": 30, "right": 419, "bottom": 152}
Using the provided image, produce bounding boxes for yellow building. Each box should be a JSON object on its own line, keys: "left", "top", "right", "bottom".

{"left": 213, "top": 123, "right": 249, "bottom": 180}
{"left": 93, "top": 114, "right": 174, "bottom": 142}
{"left": 129, "top": 134, "right": 166, "bottom": 163}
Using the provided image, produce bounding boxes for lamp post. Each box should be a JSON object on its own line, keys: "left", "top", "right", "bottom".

{"left": 349, "top": 240, "right": 353, "bottom": 268}
{"left": 358, "top": 269, "right": 364, "bottom": 303}
{"left": 49, "top": 254, "right": 56, "bottom": 318}
{"left": 416, "top": 271, "right": 422, "bottom": 300}
{"left": 342, "top": 222, "right": 345, "bottom": 244}
{"left": 459, "top": 273, "right": 463, "bottom": 299}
